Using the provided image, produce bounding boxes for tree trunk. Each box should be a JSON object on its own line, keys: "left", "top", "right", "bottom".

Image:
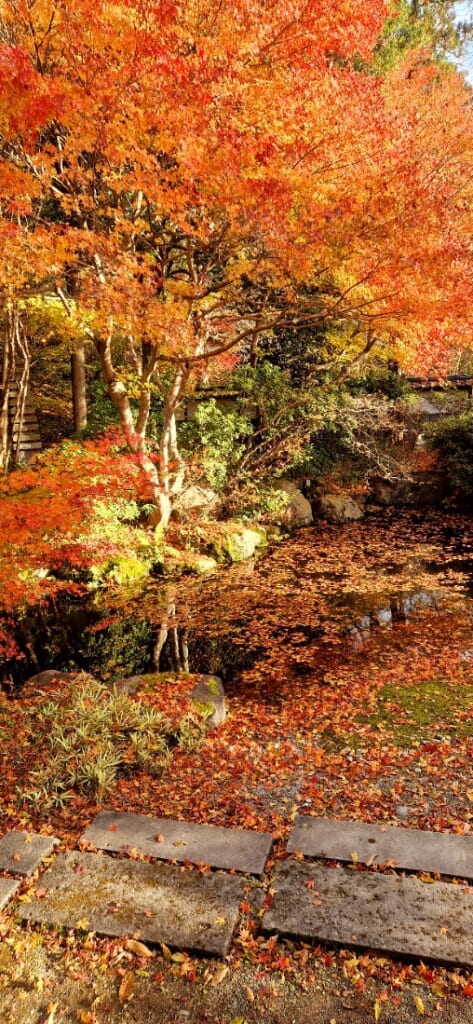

{"left": 0, "top": 327, "right": 12, "bottom": 472}
{"left": 0, "top": 304, "right": 30, "bottom": 472}
{"left": 96, "top": 333, "right": 174, "bottom": 525}
{"left": 71, "top": 342, "right": 87, "bottom": 431}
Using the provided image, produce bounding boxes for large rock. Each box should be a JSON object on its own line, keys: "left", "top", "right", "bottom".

{"left": 173, "top": 485, "right": 219, "bottom": 519}
{"left": 20, "top": 670, "right": 81, "bottom": 699}
{"left": 163, "top": 547, "right": 218, "bottom": 575}
{"left": 273, "top": 480, "right": 313, "bottom": 529}
{"left": 112, "top": 673, "right": 226, "bottom": 729}
{"left": 207, "top": 522, "right": 265, "bottom": 563}
{"left": 369, "top": 472, "right": 447, "bottom": 508}
{"left": 318, "top": 492, "right": 365, "bottom": 523}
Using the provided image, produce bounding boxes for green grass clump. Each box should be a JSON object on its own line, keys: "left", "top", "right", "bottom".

{"left": 20, "top": 677, "right": 172, "bottom": 808}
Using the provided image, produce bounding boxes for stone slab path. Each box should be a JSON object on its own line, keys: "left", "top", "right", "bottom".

{"left": 18, "top": 851, "right": 246, "bottom": 957}
{"left": 4, "top": 814, "right": 473, "bottom": 966}
{"left": 0, "top": 877, "right": 19, "bottom": 910}
{"left": 262, "top": 861, "right": 473, "bottom": 968}
{"left": 287, "top": 816, "right": 473, "bottom": 880}
{"left": 81, "top": 809, "right": 272, "bottom": 875}
{"left": 0, "top": 830, "right": 58, "bottom": 877}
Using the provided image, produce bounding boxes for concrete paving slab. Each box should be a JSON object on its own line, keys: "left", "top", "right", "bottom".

{"left": 18, "top": 851, "right": 246, "bottom": 957}
{"left": 263, "top": 861, "right": 473, "bottom": 967}
{"left": 288, "top": 817, "right": 473, "bottom": 880}
{"left": 0, "top": 832, "right": 58, "bottom": 877}
{"left": 0, "top": 877, "right": 19, "bottom": 910}
{"left": 81, "top": 810, "right": 272, "bottom": 875}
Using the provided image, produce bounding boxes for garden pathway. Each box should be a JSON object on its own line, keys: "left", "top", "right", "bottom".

{"left": 1, "top": 813, "right": 473, "bottom": 966}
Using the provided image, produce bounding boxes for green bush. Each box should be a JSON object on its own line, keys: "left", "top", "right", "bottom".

{"left": 178, "top": 398, "right": 253, "bottom": 490}
{"left": 78, "top": 614, "right": 153, "bottom": 679}
{"left": 426, "top": 412, "right": 473, "bottom": 499}
{"left": 347, "top": 368, "right": 413, "bottom": 400}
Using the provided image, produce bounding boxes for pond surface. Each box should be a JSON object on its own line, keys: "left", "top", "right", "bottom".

{"left": 107, "top": 507, "right": 473, "bottom": 685}
{"left": 16, "top": 507, "right": 473, "bottom": 691}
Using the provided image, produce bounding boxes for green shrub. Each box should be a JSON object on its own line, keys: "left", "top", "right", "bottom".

{"left": 347, "top": 368, "right": 413, "bottom": 400}
{"left": 20, "top": 677, "right": 171, "bottom": 807}
{"left": 426, "top": 412, "right": 473, "bottom": 499}
{"left": 179, "top": 398, "right": 253, "bottom": 490}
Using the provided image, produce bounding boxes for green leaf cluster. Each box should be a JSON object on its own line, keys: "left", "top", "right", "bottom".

{"left": 426, "top": 411, "right": 473, "bottom": 499}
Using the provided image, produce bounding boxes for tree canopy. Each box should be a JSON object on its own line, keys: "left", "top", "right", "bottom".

{"left": 1, "top": 1, "right": 473, "bottom": 519}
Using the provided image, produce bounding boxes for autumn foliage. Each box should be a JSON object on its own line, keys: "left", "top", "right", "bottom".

{"left": 0, "top": 1, "right": 473, "bottom": 518}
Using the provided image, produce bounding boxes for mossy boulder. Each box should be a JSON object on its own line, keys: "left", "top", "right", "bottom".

{"left": 112, "top": 672, "right": 226, "bottom": 729}
{"left": 163, "top": 546, "right": 218, "bottom": 575}
{"left": 206, "top": 522, "right": 266, "bottom": 563}
{"left": 189, "top": 674, "right": 226, "bottom": 728}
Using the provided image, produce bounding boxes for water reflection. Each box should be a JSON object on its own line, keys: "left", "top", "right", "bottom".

{"left": 8, "top": 510, "right": 473, "bottom": 688}
{"left": 131, "top": 511, "right": 473, "bottom": 680}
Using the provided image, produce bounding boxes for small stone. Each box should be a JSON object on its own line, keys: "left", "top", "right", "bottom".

{"left": 395, "top": 805, "right": 410, "bottom": 820}
{"left": 190, "top": 675, "right": 226, "bottom": 728}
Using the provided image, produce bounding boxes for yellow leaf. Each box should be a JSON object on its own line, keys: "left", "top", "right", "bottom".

{"left": 75, "top": 918, "right": 90, "bottom": 930}
{"left": 124, "top": 939, "right": 154, "bottom": 958}
{"left": 171, "top": 951, "right": 187, "bottom": 963}
{"left": 119, "top": 971, "right": 135, "bottom": 1004}
{"left": 413, "top": 995, "right": 425, "bottom": 1014}
{"left": 350, "top": 851, "right": 358, "bottom": 864}
{"left": 160, "top": 942, "right": 172, "bottom": 960}
{"left": 211, "top": 964, "right": 229, "bottom": 986}
{"left": 374, "top": 998, "right": 382, "bottom": 1021}
{"left": 43, "top": 1003, "right": 58, "bottom": 1024}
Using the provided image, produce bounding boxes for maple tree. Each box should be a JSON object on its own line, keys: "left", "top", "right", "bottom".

{"left": 0, "top": 428, "right": 155, "bottom": 672}
{"left": 1, "top": 2, "right": 473, "bottom": 521}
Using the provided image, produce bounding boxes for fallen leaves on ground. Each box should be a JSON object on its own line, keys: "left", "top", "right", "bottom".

{"left": 3, "top": 510, "right": 473, "bottom": 1011}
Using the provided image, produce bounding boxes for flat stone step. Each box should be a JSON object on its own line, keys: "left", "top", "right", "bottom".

{"left": 0, "top": 878, "right": 19, "bottom": 910}
{"left": 288, "top": 816, "right": 473, "bottom": 880}
{"left": 264, "top": 864, "right": 473, "bottom": 966}
{"left": 0, "top": 832, "right": 58, "bottom": 877}
{"left": 81, "top": 810, "right": 272, "bottom": 875}
{"left": 18, "top": 851, "right": 246, "bottom": 957}
{"left": 263, "top": 861, "right": 473, "bottom": 968}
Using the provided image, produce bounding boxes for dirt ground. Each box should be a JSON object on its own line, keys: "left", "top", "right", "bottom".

{"left": 2, "top": 918, "right": 473, "bottom": 1024}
